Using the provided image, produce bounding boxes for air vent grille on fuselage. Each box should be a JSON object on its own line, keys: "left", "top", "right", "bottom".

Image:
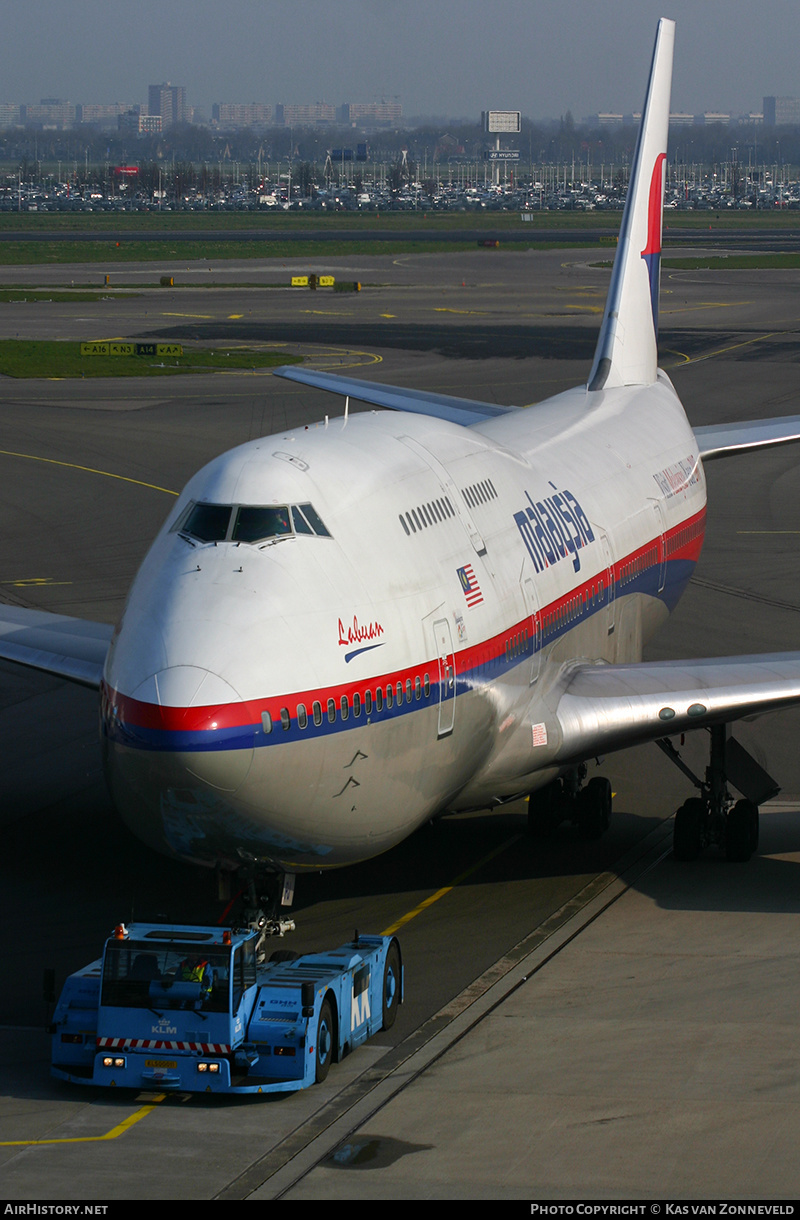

{"left": 461, "top": 479, "right": 498, "bottom": 510}
{"left": 399, "top": 495, "right": 456, "bottom": 536}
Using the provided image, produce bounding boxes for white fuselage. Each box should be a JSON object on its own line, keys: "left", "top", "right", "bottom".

{"left": 101, "top": 370, "right": 706, "bottom": 873}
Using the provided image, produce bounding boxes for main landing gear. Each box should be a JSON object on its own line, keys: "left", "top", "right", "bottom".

{"left": 657, "top": 725, "right": 779, "bottom": 863}
{"left": 527, "top": 764, "right": 613, "bottom": 841}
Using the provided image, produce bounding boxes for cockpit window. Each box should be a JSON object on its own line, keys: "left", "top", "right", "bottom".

{"left": 179, "top": 502, "right": 232, "bottom": 542}
{"left": 291, "top": 505, "right": 314, "bottom": 535}
{"left": 174, "top": 501, "right": 332, "bottom": 545}
{"left": 233, "top": 506, "right": 292, "bottom": 542}
{"left": 298, "top": 503, "right": 331, "bottom": 537}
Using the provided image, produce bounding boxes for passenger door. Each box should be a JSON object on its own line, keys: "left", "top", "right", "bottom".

{"left": 432, "top": 617, "right": 456, "bottom": 737}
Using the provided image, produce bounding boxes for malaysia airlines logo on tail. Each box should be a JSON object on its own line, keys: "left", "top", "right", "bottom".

{"left": 641, "top": 152, "right": 667, "bottom": 335}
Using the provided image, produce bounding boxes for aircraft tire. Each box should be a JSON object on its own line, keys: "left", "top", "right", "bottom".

{"left": 589, "top": 776, "right": 612, "bottom": 831}
{"left": 673, "top": 797, "right": 704, "bottom": 861}
{"left": 527, "top": 781, "right": 562, "bottom": 838}
{"left": 726, "top": 799, "right": 759, "bottom": 863}
{"left": 381, "top": 940, "right": 401, "bottom": 1031}
{"left": 269, "top": 948, "right": 299, "bottom": 962}
{"left": 315, "top": 999, "right": 334, "bottom": 1083}
{"left": 751, "top": 802, "right": 760, "bottom": 853}
{"left": 577, "top": 777, "right": 611, "bottom": 839}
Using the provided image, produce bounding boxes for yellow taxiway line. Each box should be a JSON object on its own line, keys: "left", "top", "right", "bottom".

{"left": 0, "top": 449, "right": 178, "bottom": 497}
{"left": 381, "top": 833, "right": 522, "bottom": 936}
{"left": 0, "top": 1094, "right": 165, "bottom": 1146}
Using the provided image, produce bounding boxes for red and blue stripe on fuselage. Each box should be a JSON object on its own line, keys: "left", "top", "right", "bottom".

{"left": 101, "top": 506, "right": 705, "bottom": 755}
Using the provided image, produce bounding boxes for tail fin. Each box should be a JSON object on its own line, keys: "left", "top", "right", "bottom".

{"left": 588, "top": 18, "right": 674, "bottom": 391}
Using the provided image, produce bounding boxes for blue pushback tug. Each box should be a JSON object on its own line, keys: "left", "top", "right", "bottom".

{"left": 50, "top": 923, "right": 402, "bottom": 1094}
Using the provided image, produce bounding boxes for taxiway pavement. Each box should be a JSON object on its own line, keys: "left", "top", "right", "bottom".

{"left": 0, "top": 245, "right": 799, "bottom": 1199}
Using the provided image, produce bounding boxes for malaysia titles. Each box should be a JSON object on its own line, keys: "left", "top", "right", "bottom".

{"left": 514, "top": 487, "right": 595, "bottom": 574}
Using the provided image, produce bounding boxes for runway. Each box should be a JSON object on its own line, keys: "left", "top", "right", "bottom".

{"left": 1, "top": 244, "right": 800, "bottom": 1199}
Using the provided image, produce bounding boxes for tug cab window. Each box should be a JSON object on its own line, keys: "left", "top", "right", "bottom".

{"left": 101, "top": 940, "right": 231, "bottom": 1014}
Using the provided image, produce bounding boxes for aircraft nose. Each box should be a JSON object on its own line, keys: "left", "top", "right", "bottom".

{"left": 127, "top": 664, "right": 255, "bottom": 792}
{"left": 132, "top": 663, "right": 238, "bottom": 712}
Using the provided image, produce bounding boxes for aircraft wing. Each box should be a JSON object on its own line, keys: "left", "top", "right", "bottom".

{"left": 549, "top": 653, "right": 800, "bottom": 765}
{"left": 0, "top": 604, "right": 112, "bottom": 689}
{"left": 695, "top": 415, "right": 800, "bottom": 461}
{"left": 272, "top": 365, "right": 517, "bottom": 426}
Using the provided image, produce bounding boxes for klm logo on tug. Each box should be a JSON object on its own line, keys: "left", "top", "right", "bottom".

{"left": 513, "top": 486, "right": 595, "bottom": 574}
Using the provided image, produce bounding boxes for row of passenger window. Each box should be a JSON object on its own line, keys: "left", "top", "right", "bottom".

{"left": 399, "top": 497, "right": 455, "bottom": 537}
{"left": 504, "top": 584, "right": 611, "bottom": 659}
{"left": 505, "top": 627, "right": 530, "bottom": 660}
{"left": 262, "top": 673, "right": 433, "bottom": 734}
{"left": 542, "top": 585, "right": 602, "bottom": 639}
{"left": 666, "top": 513, "right": 705, "bottom": 557}
{"left": 620, "top": 546, "right": 658, "bottom": 586}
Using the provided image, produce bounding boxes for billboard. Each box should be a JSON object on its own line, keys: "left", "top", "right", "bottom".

{"left": 482, "top": 110, "right": 521, "bottom": 133}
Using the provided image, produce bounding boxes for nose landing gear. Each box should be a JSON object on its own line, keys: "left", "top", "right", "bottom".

{"left": 218, "top": 866, "right": 296, "bottom": 957}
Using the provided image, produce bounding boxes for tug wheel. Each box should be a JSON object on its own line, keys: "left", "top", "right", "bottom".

{"left": 381, "top": 941, "right": 401, "bottom": 1031}
{"left": 315, "top": 999, "right": 334, "bottom": 1083}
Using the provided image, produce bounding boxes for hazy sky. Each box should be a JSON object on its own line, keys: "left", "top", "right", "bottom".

{"left": 4, "top": 0, "right": 798, "bottom": 121}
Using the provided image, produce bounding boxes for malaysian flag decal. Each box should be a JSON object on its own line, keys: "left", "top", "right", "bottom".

{"left": 457, "top": 564, "right": 484, "bottom": 608}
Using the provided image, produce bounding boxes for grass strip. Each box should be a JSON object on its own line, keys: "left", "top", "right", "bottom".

{"left": 0, "top": 236, "right": 609, "bottom": 265}
{"left": 0, "top": 211, "right": 601, "bottom": 234}
{"left": 0, "top": 288, "right": 130, "bottom": 302}
{"left": 0, "top": 238, "right": 480, "bottom": 264}
{"left": 0, "top": 340, "right": 302, "bottom": 378}
{"left": 0, "top": 237, "right": 609, "bottom": 266}
{"left": 662, "top": 253, "right": 800, "bottom": 270}
{"left": 2, "top": 210, "right": 800, "bottom": 234}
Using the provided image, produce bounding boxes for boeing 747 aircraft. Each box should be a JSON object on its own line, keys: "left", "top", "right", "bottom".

{"left": 3, "top": 18, "right": 800, "bottom": 929}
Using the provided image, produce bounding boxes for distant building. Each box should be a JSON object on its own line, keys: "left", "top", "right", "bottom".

{"left": 21, "top": 100, "right": 77, "bottom": 127}
{"left": 212, "top": 103, "right": 273, "bottom": 127}
{"left": 78, "top": 103, "right": 136, "bottom": 127}
{"left": 337, "top": 101, "right": 402, "bottom": 126}
{"left": 694, "top": 112, "right": 731, "bottom": 125}
{"left": 274, "top": 102, "right": 335, "bottom": 125}
{"left": 763, "top": 96, "right": 800, "bottom": 125}
{"left": 119, "top": 110, "right": 162, "bottom": 135}
{"left": 0, "top": 104, "right": 21, "bottom": 127}
{"left": 588, "top": 110, "right": 728, "bottom": 129}
{"left": 435, "top": 133, "right": 465, "bottom": 159}
{"left": 148, "top": 83, "right": 187, "bottom": 128}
